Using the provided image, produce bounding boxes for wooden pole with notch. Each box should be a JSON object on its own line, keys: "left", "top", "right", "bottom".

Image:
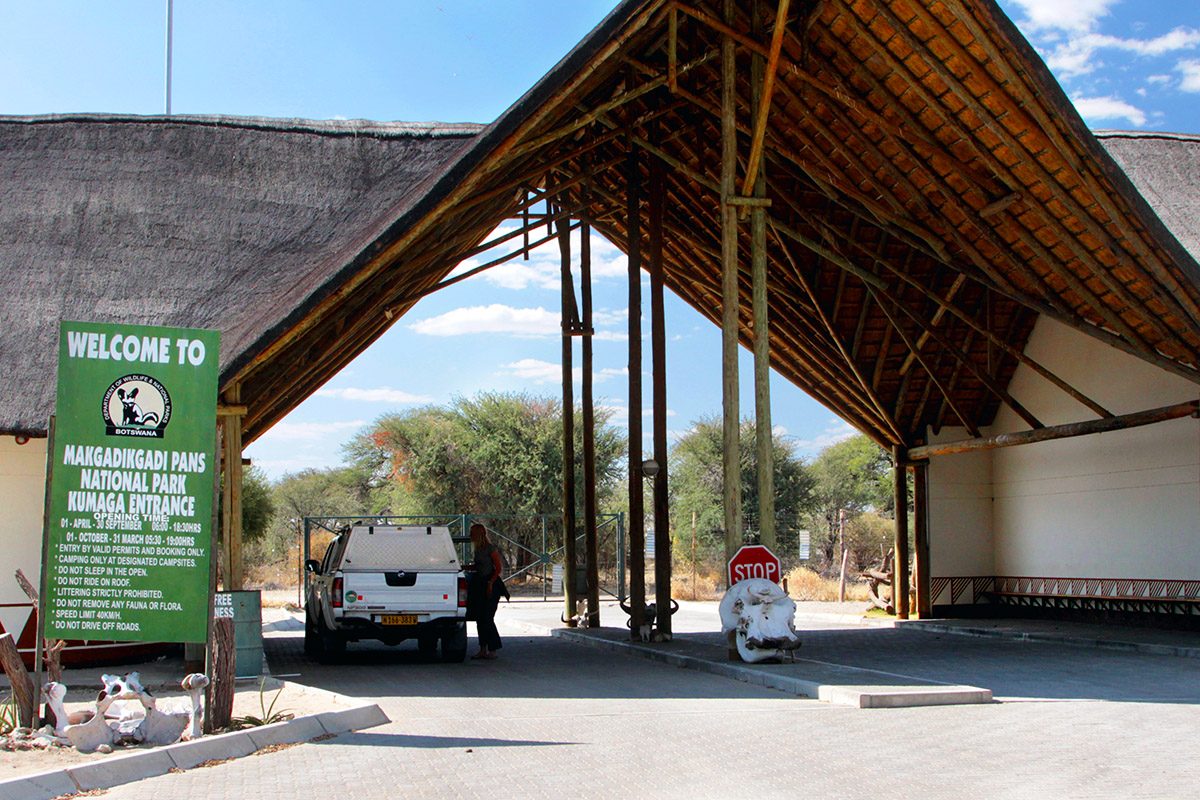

{"left": 720, "top": 0, "right": 742, "bottom": 573}
{"left": 627, "top": 144, "right": 647, "bottom": 639}
{"left": 559, "top": 203, "right": 579, "bottom": 623}
{"left": 649, "top": 157, "right": 672, "bottom": 638}
{"left": 750, "top": 0, "right": 775, "bottom": 550}
{"left": 893, "top": 446, "right": 910, "bottom": 619}
{"left": 581, "top": 216, "right": 601, "bottom": 629}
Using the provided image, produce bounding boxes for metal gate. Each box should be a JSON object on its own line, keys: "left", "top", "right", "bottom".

{"left": 303, "top": 513, "right": 625, "bottom": 602}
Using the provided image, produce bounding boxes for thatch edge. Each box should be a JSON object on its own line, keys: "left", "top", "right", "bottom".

{"left": 974, "top": 1, "right": 1200, "bottom": 291}
{"left": 0, "top": 113, "right": 485, "bottom": 140}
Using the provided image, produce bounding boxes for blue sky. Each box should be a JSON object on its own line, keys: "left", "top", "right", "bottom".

{"left": 3, "top": 0, "right": 1199, "bottom": 480}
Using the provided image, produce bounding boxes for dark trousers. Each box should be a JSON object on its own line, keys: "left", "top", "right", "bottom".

{"left": 476, "top": 589, "right": 502, "bottom": 651}
{"left": 469, "top": 576, "right": 503, "bottom": 651}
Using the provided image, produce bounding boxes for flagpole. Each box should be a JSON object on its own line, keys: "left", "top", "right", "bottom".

{"left": 165, "top": 0, "right": 173, "bottom": 115}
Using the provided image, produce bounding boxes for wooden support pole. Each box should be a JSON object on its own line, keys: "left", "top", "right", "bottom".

{"left": 913, "top": 461, "right": 932, "bottom": 618}
{"left": 649, "top": 158, "right": 672, "bottom": 638}
{"left": 668, "top": 6, "right": 678, "bottom": 93}
{"left": 581, "top": 219, "right": 601, "bottom": 629}
{"left": 892, "top": 446, "right": 910, "bottom": 620}
{"left": 14, "top": 569, "right": 61, "bottom": 697}
{"left": 0, "top": 634, "right": 33, "bottom": 728}
{"left": 209, "top": 616, "right": 235, "bottom": 732}
{"left": 34, "top": 414, "right": 56, "bottom": 726}
{"left": 626, "top": 146, "right": 647, "bottom": 638}
{"left": 205, "top": 422, "right": 222, "bottom": 729}
{"left": 221, "top": 385, "right": 244, "bottom": 591}
{"left": 907, "top": 400, "right": 1200, "bottom": 460}
{"left": 559, "top": 209, "right": 578, "bottom": 623}
{"left": 721, "top": 0, "right": 742, "bottom": 572}
{"left": 741, "top": 0, "right": 792, "bottom": 196}
{"left": 751, "top": 0, "right": 775, "bottom": 551}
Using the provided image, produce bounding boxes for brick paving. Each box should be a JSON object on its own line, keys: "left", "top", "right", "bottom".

{"left": 94, "top": 604, "right": 1200, "bottom": 800}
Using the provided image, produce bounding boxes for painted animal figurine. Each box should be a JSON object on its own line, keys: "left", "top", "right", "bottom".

{"left": 41, "top": 679, "right": 119, "bottom": 753}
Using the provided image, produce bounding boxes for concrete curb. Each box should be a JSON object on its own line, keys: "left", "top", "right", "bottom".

{"left": 505, "top": 617, "right": 993, "bottom": 708}
{"left": 898, "top": 620, "right": 1200, "bottom": 659}
{"left": 546, "top": 627, "right": 992, "bottom": 708}
{"left": 0, "top": 685, "right": 389, "bottom": 800}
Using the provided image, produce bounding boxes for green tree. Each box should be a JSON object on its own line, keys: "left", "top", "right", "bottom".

{"left": 241, "top": 466, "right": 275, "bottom": 544}
{"left": 344, "top": 391, "right": 627, "bottom": 566}
{"left": 806, "top": 434, "right": 893, "bottom": 570}
{"left": 668, "top": 415, "right": 814, "bottom": 556}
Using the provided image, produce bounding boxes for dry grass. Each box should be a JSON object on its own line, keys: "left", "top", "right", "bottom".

{"left": 672, "top": 566, "right": 724, "bottom": 601}
{"left": 785, "top": 566, "right": 871, "bottom": 602}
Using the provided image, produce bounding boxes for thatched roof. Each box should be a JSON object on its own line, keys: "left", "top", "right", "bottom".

{"left": 1097, "top": 131, "right": 1200, "bottom": 262}
{"left": 4, "top": 0, "right": 1200, "bottom": 450}
{"left": 0, "top": 114, "right": 481, "bottom": 436}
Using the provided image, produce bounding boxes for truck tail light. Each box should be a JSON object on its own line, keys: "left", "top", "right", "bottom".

{"left": 457, "top": 577, "right": 467, "bottom": 608}
{"left": 332, "top": 577, "right": 344, "bottom": 608}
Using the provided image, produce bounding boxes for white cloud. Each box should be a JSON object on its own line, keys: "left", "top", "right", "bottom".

{"left": 1045, "top": 28, "right": 1200, "bottom": 77}
{"left": 1070, "top": 94, "right": 1148, "bottom": 125}
{"left": 593, "top": 330, "right": 629, "bottom": 342}
{"left": 1179, "top": 59, "right": 1200, "bottom": 91}
{"left": 501, "top": 359, "right": 627, "bottom": 385}
{"left": 409, "top": 304, "right": 560, "bottom": 338}
{"left": 1006, "top": 0, "right": 1118, "bottom": 34}
{"left": 597, "top": 403, "right": 675, "bottom": 424}
{"left": 792, "top": 420, "right": 859, "bottom": 454}
{"left": 257, "top": 420, "right": 366, "bottom": 442}
{"left": 314, "top": 387, "right": 434, "bottom": 403}
{"left": 503, "top": 358, "right": 565, "bottom": 384}
{"left": 444, "top": 226, "right": 630, "bottom": 291}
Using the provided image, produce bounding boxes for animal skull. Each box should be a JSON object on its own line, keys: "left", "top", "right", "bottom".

{"left": 718, "top": 578, "right": 802, "bottom": 663}
{"left": 620, "top": 598, "right": 680, "bottom": 642}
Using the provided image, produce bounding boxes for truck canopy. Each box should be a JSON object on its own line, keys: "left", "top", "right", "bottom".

{"left": 337, "top": 525, "right": 461, "bottom": 571}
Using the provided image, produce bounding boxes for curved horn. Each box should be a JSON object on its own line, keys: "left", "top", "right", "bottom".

{"left": 619, "top": 598, "right": 633, "bottom": 615}
{"left": 669, "top": 598, "right": 680, "bottom": 614}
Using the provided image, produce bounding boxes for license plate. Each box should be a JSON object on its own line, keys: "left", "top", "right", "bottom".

{"left": 381, "top": 615, "right": 418, "bottom": 625}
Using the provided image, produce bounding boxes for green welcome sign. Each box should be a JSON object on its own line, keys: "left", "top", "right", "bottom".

{"left": 44, "top": 321, "right": 219, "bottom": 644}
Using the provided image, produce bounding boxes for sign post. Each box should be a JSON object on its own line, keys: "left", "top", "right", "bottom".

{"left": 727, "top": 544, "right": 782, "bottom": 586}
{"left": 41, "top": 322, "right": 219, "bottom": 648}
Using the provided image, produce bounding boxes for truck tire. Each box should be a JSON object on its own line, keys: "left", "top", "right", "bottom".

{"left": 318, "top": 617, "right": 346, "bottom": 662}
{"left": 304, "top": 614, "right": 322, "bottom": 658}
{"left": 418, "top": 635, "right": 439, "bottom": 658}
{"left": 441, "top": 622, "right": 468, "bottom": 663}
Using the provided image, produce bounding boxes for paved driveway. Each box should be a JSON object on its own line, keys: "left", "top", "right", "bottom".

{"left": 96, "top": 609, "right": 1200, "bottom": 800}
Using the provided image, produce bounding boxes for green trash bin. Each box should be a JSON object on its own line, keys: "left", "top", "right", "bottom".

{"left": 215, "top": 590, "right": 263, "bottom": 678}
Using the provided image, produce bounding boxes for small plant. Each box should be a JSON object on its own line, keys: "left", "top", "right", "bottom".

{"left": 0, "top": 692, "right": 17, "bottom": 735}
{"left": 230, "top": 679, "right": 294, "bottom": 729}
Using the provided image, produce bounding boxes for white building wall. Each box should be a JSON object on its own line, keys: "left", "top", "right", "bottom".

{"left": 989, "top": 317, "right": 1200, "bottom": 580}
{"left": 927, "top": 431, "right": 994, "bottom": 577}
{"left": 0, "top": 436, "right": 48, "bottom": 639}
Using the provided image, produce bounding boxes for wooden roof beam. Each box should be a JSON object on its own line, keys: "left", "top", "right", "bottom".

{"left": 907, "top": 400, "right": 1199, "bottom": 461}
{"left": 771, "top": 225, "right": 904, "bottom": 442}
{"left": 820, "top": 219, "right": 1114, "bottom": 419}
{"left": 883, "top": 289, "right": 1044, "bottom": 430}
{"left": 507, "top": 50, "right": 716, "bottom": 162}
{"left": 912, "top": 0, "right": 1200, "bottom": 329}
{"left": 846, "top": 0, "right": 1198, "bottom": 356}
{"left": 741, "top": 0, "right": 791, "bottom": 195}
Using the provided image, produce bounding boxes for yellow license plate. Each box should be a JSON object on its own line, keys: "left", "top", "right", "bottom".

{"left": 381, "top": 614, "right": 418, "bottom": 625}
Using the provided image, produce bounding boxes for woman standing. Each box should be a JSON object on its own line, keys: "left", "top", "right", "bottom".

{"left": 467, "top": 522, "right": 504, "bottom": 660}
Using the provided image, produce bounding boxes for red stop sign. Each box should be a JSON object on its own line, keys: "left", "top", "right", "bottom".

{"left": 727, "top": 545, "right": 781, "bottom": 585}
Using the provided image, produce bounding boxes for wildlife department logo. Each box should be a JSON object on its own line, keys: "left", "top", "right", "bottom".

{"left": 102, "top": 375, "right": 172, "bottom": 438}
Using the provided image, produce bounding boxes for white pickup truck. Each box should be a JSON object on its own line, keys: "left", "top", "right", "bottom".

{"left": 304, "top": 524, "right": 469, "bottom": 662}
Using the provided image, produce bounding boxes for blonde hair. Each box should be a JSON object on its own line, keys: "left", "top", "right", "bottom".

{"left": 469, "top": 523, "right": 489, "bottom": 545}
